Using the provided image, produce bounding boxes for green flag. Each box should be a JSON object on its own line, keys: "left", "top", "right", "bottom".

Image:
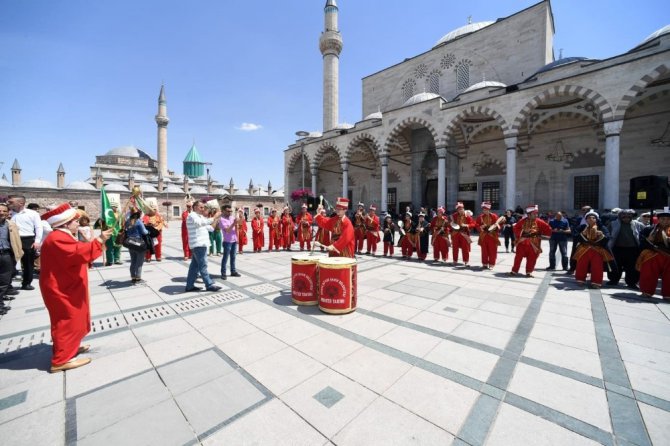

{"left": 100, "top": 186, "right": 118, "bottom": 234}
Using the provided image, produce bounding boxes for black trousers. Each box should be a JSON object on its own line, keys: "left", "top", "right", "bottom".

{"left": 20, "top": 236, "right": 35, "bottom": 287}
{"left": 607, "top": 246, "right": 640, "bottom": 286}
{"left": 0, "top": 251, "right": 14, "bottom": 298}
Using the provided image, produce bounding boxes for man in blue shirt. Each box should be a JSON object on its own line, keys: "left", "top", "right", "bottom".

{"left": 546, "top": 211, "right": 571, "bottom": 271}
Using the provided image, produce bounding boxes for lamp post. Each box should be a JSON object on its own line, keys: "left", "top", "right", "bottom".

{"left": 295, "top": 131, "right": 310, "bottom": 192}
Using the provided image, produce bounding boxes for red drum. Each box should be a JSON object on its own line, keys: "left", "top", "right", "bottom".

{"left": 291, "top": 253, "right": 322, "bottom": 305}
{"left": 317, "top": 257, "right": 357, "bottom": 314}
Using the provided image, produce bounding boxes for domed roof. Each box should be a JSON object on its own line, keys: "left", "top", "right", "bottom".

{"left": 403, "top": 92, "right": 441, "bottom": 107}
{"left": 102, "top": 172, "right": 121, "bottom": 180}
{"left": 105, "top": 183, "right": 129, "bottom": 192}
{"left": 133, "top": 173, "right": 148, "bottom": 182}
{"left": 0, "top": 177, "right": 12, "bottom": 187}
{"left": 210, "top": 188, "right": 228, "bottom": 196}
{"left": 104, "top": 145, "right": 152, "bottom": 159}
{"left": 364, "top": 110, "right": 383, "bottom": 121}
{"left": 640, "top": 24, "right": 670, "bottom": 45}
{"left": 22, "top": 178, "right": 55, "bottom": 189}
{"left": 334, "top": 123, "right": 354, "bottom": 130}
{"left": 463, "top": 80, "right": 507, "bottom": 93}
{"left": 66, "top": 181, "right": 97, "bottom": 191}
{"left": 139, "top": 183, "right": 158, "bottom": 193}
{"left": 434, "top": 21, "right": 495, "bottom": 47}
{"left": 189, "top": 186, "right": 208, "bottom": 194}
{"left": 165, "top": 184, "right": 184, "bottom": 193}
{"left": 534, "top": 57, "right": 592, "bottom": 75}
{"left": 183, "top": 144, "right": 203, "bottom": 163}
{"left": 236, "top": 189, "right": 250, "bottom": 196}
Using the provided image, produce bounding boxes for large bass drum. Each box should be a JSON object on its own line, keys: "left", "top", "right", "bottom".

{"left": 317, "top": 257, "right": 357, "bottom": 314}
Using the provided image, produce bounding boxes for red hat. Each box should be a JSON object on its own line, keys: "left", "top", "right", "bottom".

{"left": 481, "top": 201, "right": 492, "bottom": 210}
{"left": 455, "top": 202, "right": 464, "bottom": 210}
{"left": 41, "top": 203, "right": 79, "bottom": 228}
{"left": 301, "top": 203, "right": 308, "bottom": 209}
{"left": 336, "top": 197, "right": 350, "bottom": 210}
{"left": 526, "top": 204, "right": 539, "bottom": 214}
{"left": 254, "top": 208, "right": 261, "bottom": 213}
{"left": 369, "top": 204, "right": 377, "bottom": 211}
{"left": 437, "top": 206, "right": 445, "bottom": 213}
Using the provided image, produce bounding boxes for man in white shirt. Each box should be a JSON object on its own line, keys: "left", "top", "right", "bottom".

{"left": 8, "top": 195, "right": 43, "bottom": 290}
{"left": 185, "top": 201, "right": 222, "bottom": 292}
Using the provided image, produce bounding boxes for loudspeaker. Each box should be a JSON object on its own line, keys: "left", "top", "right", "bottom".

{"left": 629, "top": 175, "right": 669, "bottom": 209}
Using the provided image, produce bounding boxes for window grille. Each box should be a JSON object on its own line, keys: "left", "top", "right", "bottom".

{"left": 574, "top": 175, "right": 599, "bottom": 209}
{"left": 481, "top": 182, "right": 500, "bottom": 209}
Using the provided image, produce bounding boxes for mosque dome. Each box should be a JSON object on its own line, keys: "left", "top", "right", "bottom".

{"left": 403, "top": 92, "right": 441, "bottom": 107}
{"left": 534, "top": 57, "right": 593, "bottom": 75}
{"left": 334, "top": 123, "right": 354, "bottom": 130}
{"left": 139, "top": 183, "right": 158, "bottom": 193}
{"left": 434, "top": 21, "right": 495, "bottom": 47}
{"left": 463, "top": 80, "right": 507, "bottom": 93}
{"left": 133, "top": 173, "right": 148, "bottom": 182}
{"left": 104, "top": 183, "right": 129, "bottom": 192}
{"left": 22, "top": 179, "right": 55, "bottom": 189}
{"left": 104, "top": 145, "right": 152, "bottom": 159}
{"left": 66, "top": 181, "right": 97, "bottom": 191}
{"left": 102, "top": 172, "right": 121, "bottom": 180}
{"left": 364, "top": 110, "right": 383, "bottom": 121}
{"left": 640, "top": 24, "right": 670, "bottom": 45}
{"left": 189, "top": 185, "right": 208, "bottom": 194}
{"left": 165, "top": 184, "right": 184, "bottom": 193}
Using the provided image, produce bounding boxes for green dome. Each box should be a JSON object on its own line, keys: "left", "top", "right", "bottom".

{"left": 183, "top": 144, "right": 205, "bottom": 177}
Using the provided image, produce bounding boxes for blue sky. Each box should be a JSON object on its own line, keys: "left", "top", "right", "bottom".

{"left": 0, "top": 0, "right": 666, "bottom": 190}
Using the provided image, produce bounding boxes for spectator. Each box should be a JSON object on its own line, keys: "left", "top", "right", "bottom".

{"left": 607, "top": 209, "right": 643, "bottom": 289}
{"left": 219, "top": 204, "right": 242, "bottom": 279}
{"left": 546, "top": 211, "right": 571, "bottom": 271}
{"left": 502, "top": 209, "right": 517, "bottom": 253}
{"left": 0, "top": 203, "right": 23, "bottom": 314}
{"left": 8, "top": 195, "right": 43, "bottom": 290}
{"left": 124, "top": 210, "right": 149, "bottom": 285}
{"left": 185, "top": 201, "right": 222, "bottom": 292}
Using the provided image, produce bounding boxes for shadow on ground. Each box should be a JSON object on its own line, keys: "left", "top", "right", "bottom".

{"left": 0, "top": 344, "right": 52, "bottom": 372}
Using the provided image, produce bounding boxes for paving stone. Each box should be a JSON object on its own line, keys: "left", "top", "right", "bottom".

{"left": 157, "top": 349, "right": 235, "bottom": 395}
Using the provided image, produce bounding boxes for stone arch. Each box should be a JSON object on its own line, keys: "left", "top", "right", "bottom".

{"left": 510, "top": 85, "right": 614, "bottom": 135}
{"left": 614, "top": 63, "right": 669, "bottom": 120}
{"left": 383, "top": 116, "right": 439, "bottom": 152}
{"left": 564, "top": 148, "right": 605, "bottom": 170}
{"left": 287, "top": 149, "right": 311, "bottom": 172}
{"left": 440, "top": 105, "right": 509, "bottom": 147}
{"left": 475, "top": 158, "right": 506, "bottom": 176}
{"left": 345, "top": 132, "right": 382, "bottom": 160}
{"left": 313, "top": 141, "right": 343, "bottom": 166}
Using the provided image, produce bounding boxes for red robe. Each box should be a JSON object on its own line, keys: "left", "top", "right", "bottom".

{"left": 181, "top": 210, "right": 191, "bottom": 258}
{"left": 237, "top": 219, "right": 248, "bottom": 253}
{"left": 365, "top": 214, "right": 380, "bottom": 253}
{"left": 512, "top": 217, "right": 552, "bottom": 274}
{"left": 475, "top": 212, "right": 500, "bottom": 267}
{"left": 451, "top": 211, "right": 475, "bottom": 263}
{"left": 296, "top": 211, "right": 313, "bottom": 250}
{"left": 430, "top": 215, "right": 451, "bottom": 261}
{"left": 280, "top": 213, "right": 295, "bottom": 249}
{"left": 316, "top": 214, "right": 355, "bottom": 258}
{"left": 267, "top": 215, "right": 281, "bottom": 250}
{"left": 251, "top": 216, "right": 264, "bottom": 252}
{"left": 39, "top": 229, "right": 103, "bottom": 366}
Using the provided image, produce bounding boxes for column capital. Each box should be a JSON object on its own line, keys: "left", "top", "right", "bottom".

{"left": 340, "top": 159, "right": 349, "bottom": 171}
{"left": 380, "top": 153, "right": 389, "bottom": 166}
{"left": 603, "top": 119, "right": 624, "bottom": 137}
{"left": 435, "top": 147, "right": 448, "bottom": 158}
{"left": 310, "top": 166, "right": 318, "bottom": 176}
{"left": 504, "top": 136, "right": 518, "bottom": 149}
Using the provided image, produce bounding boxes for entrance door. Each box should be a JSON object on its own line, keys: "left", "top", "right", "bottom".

{"left": 424, "top": 179, "right": 446, "bottom": 210}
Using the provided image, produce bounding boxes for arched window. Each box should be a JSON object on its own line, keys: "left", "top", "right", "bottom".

{"left": 456, "top": 64, "right": 470, "bottom": 91}
{"left": 427, "top": 70, "right": 441, "bottom": 94}
{"left": 402, "top": 78, "right": 416, "bottom": 102}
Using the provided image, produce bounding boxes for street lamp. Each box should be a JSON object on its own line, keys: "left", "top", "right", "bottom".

{"left": 296, "top": 131, "right": 310, "bottom": 191}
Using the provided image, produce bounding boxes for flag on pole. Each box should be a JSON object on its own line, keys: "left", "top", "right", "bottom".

{"left": 101, "top": 186, "right": 118, "bottom": 234}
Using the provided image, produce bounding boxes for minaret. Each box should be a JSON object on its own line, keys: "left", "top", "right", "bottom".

{"left": 11, "top": 159, "right": 21, "bottom": 186}
{"left": 57, "top": 163, "right": 65, "bottom": 188}
{"left": 319, "top": 0, "right": 343, "bottom": 131}
{"left": 155, "top": 84, "right": 170, "bottom": 177}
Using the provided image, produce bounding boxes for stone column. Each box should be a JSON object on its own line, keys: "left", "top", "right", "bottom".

{"left": 603, "top": 120, "right": 624, "bottom": 209}
{"left": 311, "top": 166, "right": 318, "bottom": 196}
{"left": 380, "top": 154, "right": 389, "bottom": 214}
{"left": 505, "top": 136, "right": 518, "bottom": 210}
{"left": 436, "top": 147, "right": 447, "bottom": 208}
{"left": 340, "top": 159, "right": 349, "bottom": 199}
{"left": 447, "top": 148, "right": 459, "bottom": 209}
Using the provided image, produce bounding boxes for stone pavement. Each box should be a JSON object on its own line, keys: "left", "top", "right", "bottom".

{"left": 1, "top": 225, "right": 669, "bottom": 445}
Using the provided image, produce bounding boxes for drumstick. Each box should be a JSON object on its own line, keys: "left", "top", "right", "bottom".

{"left": 319, "top": 195, "right": 324, "bottom": 207}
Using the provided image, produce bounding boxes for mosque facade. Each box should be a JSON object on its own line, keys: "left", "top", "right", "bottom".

{"left": 284, "top": 0, "right": 670, "bottom": 215}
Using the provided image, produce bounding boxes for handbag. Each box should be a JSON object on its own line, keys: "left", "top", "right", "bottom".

{"left": 123, "top": 236, "right": 146, "bottom": 252}
{"left": 115, "top": 230, "right": 126, "bottom": 246}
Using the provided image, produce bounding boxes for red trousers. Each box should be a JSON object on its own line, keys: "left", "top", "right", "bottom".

{"left": 269, "top": 231, "right": 281, "bottom": 251}
{"left": 252, "top": 233, "right": 264, "bottom": 252}
{"left": 366, "top": 233, "right": 379, "bottom": 254}
{"left": 146, "top": 232, "right": 162, "bottom": 260}
{"left": 401, "top": 237, "right": 414, "bottom": 258}
{"left": 355, "top": 229, "right": 365, "bottom": 253}
{"left": 181, "top": 227, "right": 190, "bottom": 258}
{"left": 452, "top": 233, "right": 470, "bottom": 263}
{"left": 575, "top": 249, "right": 604, "bottom": 285}
{"left": 639, "top": 254, "right": 670, "bottom": 298}
{"left": 433, "top": 236, "right": 449, "bottom": 261}
{"left": 479, "top": 236, "right": 498, "bottom": 266}
{"left": 512, "top": 243, "right": 539, "bottom": 274}
{"left": 383, "top": 241, "right": 394, "bottom": 256}
{"left": 299, "top": 237, "right": 311, "bottom": 251}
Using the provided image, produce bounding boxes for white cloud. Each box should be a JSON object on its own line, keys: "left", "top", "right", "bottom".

{"left": 237, "top": 122, "right": 263, "bottom": 131}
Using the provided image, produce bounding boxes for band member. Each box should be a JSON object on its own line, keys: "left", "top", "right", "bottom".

{"left": 431, "top": 206, "right": 451, "bottom": 262}
{"left": 365, "top": 205, "right": 380, "bottom": 255}
{"left": 296, "top": 203, "right": 313, "bottom": 251}
{"left": 475, "top": 202, "right": 501, "bottom": 269}
{"left": 353, "top": 202, "right": 366, "bottom": 254}
{"left": 251, "top": 207, "right": 265, "bottom": 252}
{"left": 416, "top": 212, "right": 430, "bottom": 261}
{"left": 382, "top": 214, "right": 396, "bottom": 256}
{"left": 314, "top": 207, "right": 331, "bottom": 251}
{"left": 510, "top": 205, "right": 552, "bottom": 277}
{"left": 143, "top": 207, "right": 167, "bottom": 262}
{"left": 237, "top": 209, "right": 248, "bottom": 254}
{"left": 181, "top": 200, "right": 193, "bottom": 260}
{"left": 315, "top": 198, "right": 355, "bottom": 258}
{"left": 451, "top": 202, "right": 475, "bottom": 266}
{"left": 607, "top": 209, "right": 643, "bottom": 288}
{"left": 400, "top": 212, "right": 417, "bottom": 259}
{"left": 267, "top": 209, "right": 281, "bottom": 251}
{"left": 280, "top": 207, "right": 295, "bottom": 250}
{"left": 637, "top": 211, "right": 670, "bottom": 299}
{"left": 572, "top": 211, "right": 614, "bottom": 288}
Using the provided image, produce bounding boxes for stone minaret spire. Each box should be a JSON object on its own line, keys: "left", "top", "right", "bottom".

{"left": 11, "top": 159, "right": 21, "bottom": 186}
{"left": 319, "top": 0, "right": 343, "bottom": 132}
{"left": 56, "top": 162, "right": 65, "bottom": 188}
{"left": 155, "top": 84, "right": 170, "bottom": 177}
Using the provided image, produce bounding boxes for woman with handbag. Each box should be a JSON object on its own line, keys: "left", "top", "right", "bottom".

{"left": 124, "top": 210, "right": 149, "bottom": 285}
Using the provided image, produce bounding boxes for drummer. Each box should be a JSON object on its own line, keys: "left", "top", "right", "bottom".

{"left": 315, "top": 197, "right": 355, "bottom": 258}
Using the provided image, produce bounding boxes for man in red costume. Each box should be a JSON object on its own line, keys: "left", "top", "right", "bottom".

{"left": 315, "top": 198, "right": 355, "bottom": 258}
{"left": 296, "top": 203, "right": 313, "bottom": 251}
{"left": 400, "top": 212, "right": 416, "bottom": 259}
{"left": 314, "top": 207, "right": 331, "bottom": 252}
{"left": 365, "top": 204, "right": 380, "bottom": 255}
{"left": 236, "top": 208, "right": 248, "bottom": 254}
{"left": 451, "top": 202, "right": 475, "bottom": 266}
{"left": 475, "top": 201, "right": 501, "bottom": 270}
{"left": 280, "top": 207, "right": 295, "bottom": 251}
{"left": 431, "top": 206, "right": 450, "bottom": 262}
{"left": 251, "top": 207, "right": 264, "bottom": 253}
{"left": 181, "top": 200, "right": 193, "bottom": 260}
{"left": 267, "top": 209, "right": 281, "bottom": 251}
{"left": 637, "top": 211, "right": 670, "bottom": 299}
{"left": 39, "top": 204, "right": 112, "bottom": 372}
{"left": 353, "top": 202, "right": 366, "bottom": 255}
{"left": 511, "top": 205, "right": 552, "bottom": 277}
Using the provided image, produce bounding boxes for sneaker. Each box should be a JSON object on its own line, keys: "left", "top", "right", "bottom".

{"left": 206, "top": 285, "right": 222, "bottom": 292}
{"left": 50, "top": 357, "right": 91, "bottom": 373}
{"left": 230, "top": 272, "right": 241, "bottom": 277}
{"left": 221, "top": 275, "right": 227, "bottom": 280}
{"left": 185, "top": 286, "right": 202, "bottom": 292}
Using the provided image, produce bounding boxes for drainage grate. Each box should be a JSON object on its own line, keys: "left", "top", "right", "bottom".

{"left": 171, "top": 297, "right": 214, "bottom": 313}
{"left": 246, "top": 284, "right": 282, "bottom": 295}
{"left": 207, "top": 290, "right": 246, "bottom": 304}
{"left": 126, "top": 305, "right": 175, "bottom": 324}
{"left": 91, "top": 315, "right": 128, "bottom": 333}
{"left": 0, "top": 330, "right": 49, "bottom": 354}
